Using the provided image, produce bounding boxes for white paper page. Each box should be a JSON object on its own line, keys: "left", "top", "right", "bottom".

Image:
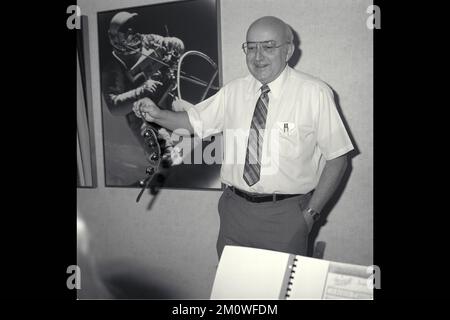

{"left": 323, "top": 261, "right": 373, "bottom": 300}
{"left": 286, "top": 255, "right": 330, "bottom": 299}
{"left": 210, "top": 245, "right": 293, "bottom": 299}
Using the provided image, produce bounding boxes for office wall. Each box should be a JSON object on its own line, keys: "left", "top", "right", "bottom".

{"left": 77, "top": 0, "right": 373, "bottom": 299}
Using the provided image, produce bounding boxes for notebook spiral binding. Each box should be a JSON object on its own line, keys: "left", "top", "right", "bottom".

{"left": 285, "top": 257, "right": 298, "bottom": 298}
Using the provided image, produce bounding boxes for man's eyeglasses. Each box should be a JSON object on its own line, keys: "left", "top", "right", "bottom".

{"left": 242, "top": 40, "right": 289, "bottom": 55}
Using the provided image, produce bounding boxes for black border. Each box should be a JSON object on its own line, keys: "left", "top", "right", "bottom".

{"left": 7, "top": 0, "right": 77, "bottom": 299}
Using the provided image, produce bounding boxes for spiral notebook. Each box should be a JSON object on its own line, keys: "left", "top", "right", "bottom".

{"left": 210, "top": 245, "right": 373, "bottom": 300}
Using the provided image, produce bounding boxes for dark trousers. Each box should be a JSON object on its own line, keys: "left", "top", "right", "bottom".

{"left": 216, "top": 187, "right": 312, "bottom": 258}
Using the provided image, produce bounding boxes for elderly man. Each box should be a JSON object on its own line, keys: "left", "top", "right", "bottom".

{"left": 134, "top": 16, "right": 354, "bottom": 257}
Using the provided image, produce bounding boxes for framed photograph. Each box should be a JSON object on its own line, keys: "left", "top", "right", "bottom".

{"left": 98, "top": 0, "right": 222, "bottom": 189}
{"left": 77, "top": 15, "right": 97, "bottom": 188}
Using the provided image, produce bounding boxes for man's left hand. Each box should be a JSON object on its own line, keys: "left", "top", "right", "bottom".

{"left": 302, "top": 209, "right": 314, "bottom": 233}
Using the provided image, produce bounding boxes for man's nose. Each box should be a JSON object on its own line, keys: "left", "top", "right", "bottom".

{"left": 255, "top": 46, "right": 264, "bottom": 60}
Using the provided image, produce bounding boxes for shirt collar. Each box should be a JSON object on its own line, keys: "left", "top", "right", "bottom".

{"left": 248, "top": 65, "right": 290, "bottom": 99}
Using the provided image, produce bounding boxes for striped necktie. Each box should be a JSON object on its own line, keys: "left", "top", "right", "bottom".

{"left": 243, "top": 84, "right": 270, "bottom": 186}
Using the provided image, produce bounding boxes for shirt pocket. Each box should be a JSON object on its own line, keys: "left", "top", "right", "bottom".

{"left": 275, "top": 121, "right": 299, "bottom": 158}
{"left": 275, "top": 122, "right": 314, "bottom": 158}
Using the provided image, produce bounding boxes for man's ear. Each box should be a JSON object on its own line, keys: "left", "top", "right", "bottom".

{"left": 286, "top": 43, "right": 294, "bottom": 62}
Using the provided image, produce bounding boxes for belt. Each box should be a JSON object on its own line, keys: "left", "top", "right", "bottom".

{"left": 228, "top": 186, "right": 301, "bottom": 203}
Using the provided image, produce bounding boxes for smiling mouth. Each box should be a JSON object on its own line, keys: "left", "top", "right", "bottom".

{"left": 254, "top": 64, "right": 269, "bottom": 69}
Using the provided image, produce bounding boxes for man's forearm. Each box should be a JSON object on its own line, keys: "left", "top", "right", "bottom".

{"left": 307, "top": 154, "right": 348, "bottom": 213}
{"left": 153, "top": 109, "right": 195, "bottom": 135}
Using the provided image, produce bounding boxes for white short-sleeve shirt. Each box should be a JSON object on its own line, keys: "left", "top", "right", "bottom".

{"left": 187, "top": 66, "right": 354, "bottom": 194}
